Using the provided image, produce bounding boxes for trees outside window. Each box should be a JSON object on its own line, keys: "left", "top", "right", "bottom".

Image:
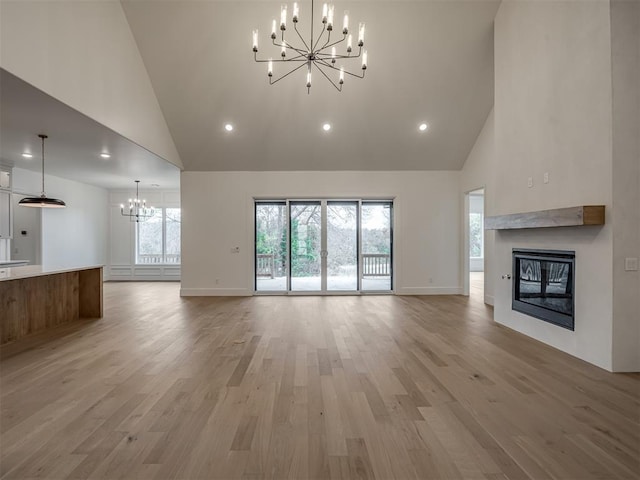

{"left": 469, "top": 212, "right": 483, "bottom": 258}
{"left": 136, "top": 208, "right": 181, "bottom": 264}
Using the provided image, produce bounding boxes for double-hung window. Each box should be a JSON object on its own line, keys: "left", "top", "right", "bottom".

{"left": 136, "top": 207, "right": 181, "bottom": 264}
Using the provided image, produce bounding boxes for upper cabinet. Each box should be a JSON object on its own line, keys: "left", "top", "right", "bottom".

{"left": 0, "top": 170, "right": 10, "bottom": 190}
{"left": 0, "top": 169, "right": 12, "bottom": 238}
{"left": 0, "top": 191, "right": 10, "bottom": 238}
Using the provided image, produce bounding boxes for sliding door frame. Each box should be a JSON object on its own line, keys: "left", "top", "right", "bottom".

{"left": 254, "top": 198, "right": 394, "bottom": 295}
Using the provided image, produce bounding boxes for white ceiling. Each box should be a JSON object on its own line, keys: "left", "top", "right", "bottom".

{"left": 1, "top": 0, "right": 499, "bottom": 189}
{"left": 122, "top": 0, "right": 500, "bottom": 171}
{"left": 0, "top": 69, "right": 180, "bottom": 189}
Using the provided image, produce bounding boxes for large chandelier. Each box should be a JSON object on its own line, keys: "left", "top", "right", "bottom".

{"left": 120, "top": 180, "right": 155, "bottom": 223}
{"left": 252, "top": 0, "right": 367, "bottom": 93}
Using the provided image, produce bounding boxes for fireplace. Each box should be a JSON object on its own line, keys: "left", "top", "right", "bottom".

{"left": 512, "top": 249, "right": 575, "bottom": 330}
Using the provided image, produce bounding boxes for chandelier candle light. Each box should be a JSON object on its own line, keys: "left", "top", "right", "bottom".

{"left": 120, "top": 180, "right": 155, "bottom": 223}
{"left": 252, "top": 0, "right": 367, "bottom": 92}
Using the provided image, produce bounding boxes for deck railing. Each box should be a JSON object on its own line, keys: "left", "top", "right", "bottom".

{"left": 137, "top": 254, "right": 181, "bottom": 264}
{"left": 362, "top": 254, "right": 391, "bottom": 277}
{"left": 256, "top": 254, "right": 275, "bottom": 278}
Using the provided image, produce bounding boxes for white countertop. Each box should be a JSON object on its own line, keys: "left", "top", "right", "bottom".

{"left": 0, "top": 264, "right": 103, "bottom": 281}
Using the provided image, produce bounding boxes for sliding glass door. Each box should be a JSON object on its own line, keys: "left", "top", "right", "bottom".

{"left": 361, "top": 202, "right": 393, "bottom": 291}
{"left": 290, "top": 201, "right": 322, "bottom": 291}
{"left": 255, "top": 199, "right": 392, "bottom": 294}
{"left": 255, "top": 202, "right": 288, "bottom": 291}
{"left": 327, "top": 202, "right": 358, "bottom": 291}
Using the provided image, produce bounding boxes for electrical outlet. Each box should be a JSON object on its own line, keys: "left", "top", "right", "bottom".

{"left": 527, "top": 177, "right": 533, "bottom": 188}
{"left": 543, "top": 172, "right": 549, "bottom": 184}
{"left": 625, "top": 257, "right": 638, "bottom": 271}
{"left": 231, "top": 246, "right": 240, "bottom": 253}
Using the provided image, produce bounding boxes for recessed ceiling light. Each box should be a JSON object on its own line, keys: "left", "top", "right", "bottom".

{"left": 224, "top": 123, "right": 234, "bottom": 132}
{"left": 419, "top": 123, "right": 428, "bottom": 132}
{"left": 322, "top": 123, "right": 331, "bottom": 131}
{"left": 100, "top": 153, "right": 111, "bottom": 159}
{"left": 22, "top": 152, "right": 33, "bottom": 158}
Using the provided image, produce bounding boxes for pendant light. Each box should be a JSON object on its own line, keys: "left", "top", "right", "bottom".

{"left": 18, "top": 134, "right": 66, "bottom": 208}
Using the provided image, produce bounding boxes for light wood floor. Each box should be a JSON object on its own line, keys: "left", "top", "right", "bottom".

{"left": 1, "top": 283, "right": 638, "bottom": 480}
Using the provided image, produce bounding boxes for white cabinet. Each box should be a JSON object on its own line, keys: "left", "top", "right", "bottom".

{"left": 0, "top": 191, "right": 10, "bottom": 239}
{"left": 0, "top": 170, "right": 10, "bottom": 190}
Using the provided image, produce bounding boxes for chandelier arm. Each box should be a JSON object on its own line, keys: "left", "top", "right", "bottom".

{"left": 274, "top": 39, "right": 308, "bottom": 56}
{"left": 254, "top": 52, "right": 308, "bottom": 64}
{"left": 316, "top": 49, "right": 361, "bottom": 60}
{"left": 312, "top": 24, "right": 327, "bottom": 52}
{"left": 317, "top": 29, "right": 334, "bottom": 53}
{"left": 313, "top": 63, "right": 343, "bottom": 92}
{"left": 316, "top": 46, "right": 362, "bottom": 60}
{"left": 315, "top": 34, "right": 348, "bottom": 52}
{"left": 316, "top": 59, "right": 366, "bottom": 79}
{"left": 271, "top": 39, "right": 308, "bottom": 57}
{"left": 269, "top": 61, "right": 310, "bottom": 85}
{"left": 293, "top": 22, "right": 311, "bottom": 51}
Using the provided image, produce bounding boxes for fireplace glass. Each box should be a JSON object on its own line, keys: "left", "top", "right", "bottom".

{"left": 512, "top": 249, "right": 575, "bottom": 330}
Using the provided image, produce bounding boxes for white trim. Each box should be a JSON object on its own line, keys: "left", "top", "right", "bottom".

{"left": 485, "top": 294, "right": 495, "bottom": 306}
{"left": 397, "top": 287, "right": 463, "bottom": 295}
{"left": 180, "top": 288, "right": 250, "bottom": 296}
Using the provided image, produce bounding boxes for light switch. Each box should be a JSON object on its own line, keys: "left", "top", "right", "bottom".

{"left": 625, "top": 257, "right": 638, "bottom": 271}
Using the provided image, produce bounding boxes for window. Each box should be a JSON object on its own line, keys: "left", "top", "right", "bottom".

{"left": 469, "top": 212, "right": 484, "bottom": 258}
{"left": 136, "top": 208, "right": 181, "bottom": 264}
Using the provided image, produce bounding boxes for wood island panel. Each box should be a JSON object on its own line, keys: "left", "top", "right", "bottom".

{"left": 79, "top": 267, "right": 103, "bottom": 318}
{"left": 0, "top": 266, "right": 102, "bottom": 345}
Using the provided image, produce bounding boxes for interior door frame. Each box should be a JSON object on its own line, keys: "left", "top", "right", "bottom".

{"left": 462, "top": 187, "right": 485, "bottom": 297}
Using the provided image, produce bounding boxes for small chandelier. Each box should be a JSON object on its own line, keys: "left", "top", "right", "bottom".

{"left": 120, "top": 180, "right": 155, "bottom": 223}
{"left": 252, "top": 0, "right": 367, "bottom": 93}
{"left": 18, "top": 134, "right": 66, "bottom": 208}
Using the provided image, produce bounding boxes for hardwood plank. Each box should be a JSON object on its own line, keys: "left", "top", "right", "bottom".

{"left": 0, "top": 282, "right": 637, "bottom": 480}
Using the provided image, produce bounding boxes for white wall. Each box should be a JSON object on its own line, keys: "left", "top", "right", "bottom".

{"left": 181, "top": 171, "right": 461, "bottom": 296}
{"left": 12, "top": 168, "right": 108, "bottom": 271}
{"left": 610, "top": 0, "right": 640, "bottom": 372}
{"left": 108, "top": 189, "right": 181, "bottom": 281}
{"left": 0, "top": 0, "right": 182, "bottom": 170}
{"left": 491, "top": 0, "right": 617, "bottom": 371}
{"left": 461, "top": 109, "right": 495, "bottom": 304}
{"left": 11, "top": 194, "right": 41, "bottom": 265}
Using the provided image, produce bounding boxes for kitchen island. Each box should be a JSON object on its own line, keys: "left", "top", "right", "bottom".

{"left": 0, "top": 265, "right": 103, "bottom": 345}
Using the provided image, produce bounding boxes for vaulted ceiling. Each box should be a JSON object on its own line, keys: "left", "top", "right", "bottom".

{"left": 122, "top": 0, "right": 500, "bottom": 171}
{"left": 1, "top": 1, "right": 500, "bottom": 187}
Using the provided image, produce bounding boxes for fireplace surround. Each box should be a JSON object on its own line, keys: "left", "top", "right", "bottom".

{"left": 512, "top": 249, "right": 575, "bottom": 330}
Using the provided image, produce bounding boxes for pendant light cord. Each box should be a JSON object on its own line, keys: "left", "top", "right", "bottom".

{"left": 41, "top": 135, "right": 45, "bottom": 196}
{"left": 39, "top": 134, "right": 48, "bottom": 197}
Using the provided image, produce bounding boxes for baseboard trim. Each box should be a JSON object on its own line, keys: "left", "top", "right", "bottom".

{"left": 180, "top": 288, "right": 250, "bottom": 297}
{"left": 397, "top": 287, "right": 462, "bottom": 295}
{"left": 485, "top": 294, "right": 495, "bottom": 306}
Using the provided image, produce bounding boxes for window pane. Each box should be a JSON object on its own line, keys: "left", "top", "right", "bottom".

{"left": 165, "top": 208, "right": 181, "bottom": 264}
{"left": 255, "top": 203, "right": 288, "bottom": 291}
{"left": 137, "top": 210, "right": 163, "bottom": 264}
{"left": 327, "top": 202, "right": 358, "bottom": 291}
{"left": 290, "top": 202, "right": 321, "bottom": 291}
{"left": 361, "top": 202, "right": 392, "bottom": 291}
{"left": 469, "top": 213, "right": 483, "bottom": 258}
